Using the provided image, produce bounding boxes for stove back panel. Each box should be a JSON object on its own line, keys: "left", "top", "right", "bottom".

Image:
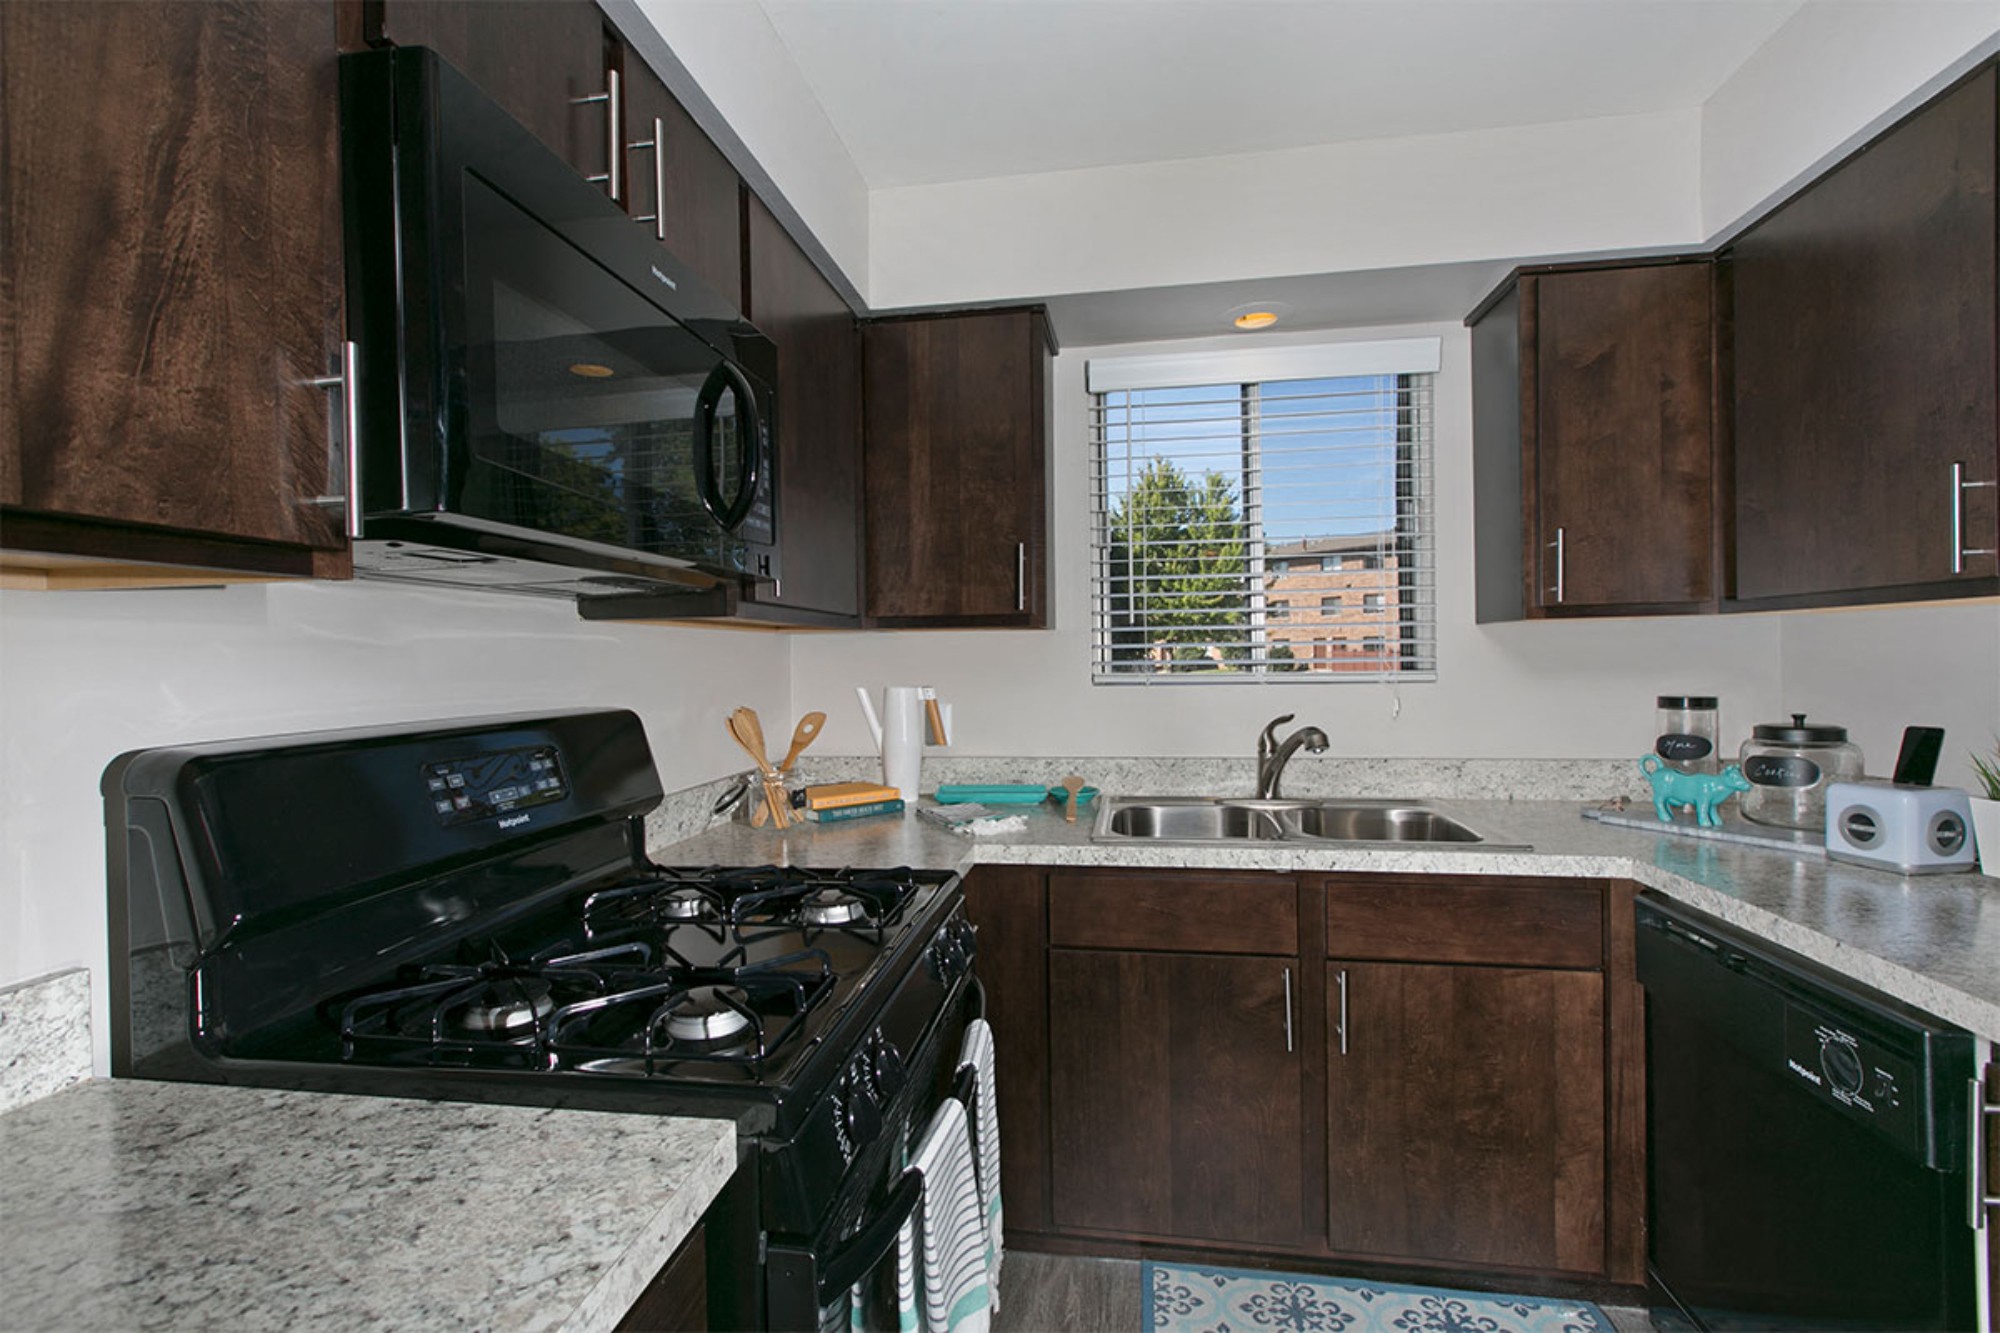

{"left": 107, "top": 709, "right": 662, "bottom": 1074}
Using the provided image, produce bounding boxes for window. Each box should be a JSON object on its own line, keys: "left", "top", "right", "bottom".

{"left": 1088, "top": 338, "right": 1438, "bottom": 681}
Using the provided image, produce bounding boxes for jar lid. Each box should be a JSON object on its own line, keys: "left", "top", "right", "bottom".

{"left": 1657, "top": 695, "right": 1718, "bottom": 710}
{"left": 1751, "top": 712, "right": 1848, "bottom": 744}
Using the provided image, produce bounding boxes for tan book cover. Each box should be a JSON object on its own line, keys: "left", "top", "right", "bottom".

{"left": 803, "top": 781, "right": 902, "bottom": 810}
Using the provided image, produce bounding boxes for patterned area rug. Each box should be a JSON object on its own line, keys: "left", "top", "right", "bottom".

{"left": 1144, "top": 1262, "right": 1613, "bottom": 1333}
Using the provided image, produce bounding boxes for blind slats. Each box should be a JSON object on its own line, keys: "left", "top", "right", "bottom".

{"left": 1093, "top": 371, "right": 1436, "bottom": 683}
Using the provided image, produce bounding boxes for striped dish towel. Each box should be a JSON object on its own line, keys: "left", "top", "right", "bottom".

{"left": 904, "top": 1097, "right": 990, "bottom": 1333}
{"left": 956, "top": 1019, "right": 1004, "bottom": 1305}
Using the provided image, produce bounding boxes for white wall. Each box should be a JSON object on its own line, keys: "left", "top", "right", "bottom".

{"left": 794, "top": 323, "right": 1791, "bottom": 763}
{"left": 866, "top": 111, "right": 1703, "bottom": 309}
{"left": 1700, "top": 2, "right": 2000, "bottom": 239}
{"left": 1773, "top": 601, "right": 2000, "bottom": 793}
{"left": 0, "top": 581, "right": 790, "bottom": 1064}
{"left": 631, "top": 0, "right": 872, "bottom": 291}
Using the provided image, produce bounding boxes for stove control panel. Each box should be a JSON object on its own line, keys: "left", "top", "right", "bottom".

{"left": 423, "top": 744, "right": 568, "bottom": 826}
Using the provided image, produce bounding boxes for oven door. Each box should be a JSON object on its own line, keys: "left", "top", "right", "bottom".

{"left": 767, "top": 977, "right": 980, "bottom": 1333}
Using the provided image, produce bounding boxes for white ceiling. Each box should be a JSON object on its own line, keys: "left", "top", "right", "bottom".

{"left": 760, "top": 0, "right": 1804, "bottom": 190}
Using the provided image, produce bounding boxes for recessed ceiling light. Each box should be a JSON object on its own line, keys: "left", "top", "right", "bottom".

{"left": 1225, "top": 301, "right": 1291, "bottom": 331}
{"left": 568, "top": 362, "right": 616, "bottom": 378}
{"left": 1233, "top": 310, "right": 1279, "bottom": 330}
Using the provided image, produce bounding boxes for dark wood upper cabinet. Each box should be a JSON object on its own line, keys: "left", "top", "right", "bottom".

{"left": 1, "top": 0, "right": 350, "bottom": 582}
{"left": 743, "top": 195, "right": 862, "bottom": 622}
{"left": 1727, "top": 62, "right": 1998, "bottom": 607}
{"left": 618, "top": 48, "right": 743, "bottom": 307}
{"left": 364, "top": 1, "right": 613, "bottom": 188}
{"left": 1470, "top": 259, "right": 1719, "bottom": 621}
{"left": 862, "top": 308, "right": 1052, "bottom": 627}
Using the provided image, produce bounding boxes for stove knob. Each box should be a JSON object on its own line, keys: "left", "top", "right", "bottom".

{"left": 844, "top": 1071, "right": 882, "bottom": 1150}
{"left": 872, "top": 1031, "right": 907, "bottom": 1099}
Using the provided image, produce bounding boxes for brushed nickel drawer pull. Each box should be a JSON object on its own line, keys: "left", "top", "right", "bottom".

{"left": 1282, "top": 966, "right": 1294, "bottom": 1054}
{"left": 306, "top": 340, "right": 362, "bottom": 539}
{"left": 573, "top": 68, "right": 622, "bottom": 203}
{"left": 629, "top": 116, "right": 666, "bottom": 242}
{"left": 1951, "top": 462, "right": 1997, "bottom": 574}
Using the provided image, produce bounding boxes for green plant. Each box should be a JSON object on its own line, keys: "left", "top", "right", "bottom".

{"left": 1971, "top": 743, "right": 2000, "bottom": 801}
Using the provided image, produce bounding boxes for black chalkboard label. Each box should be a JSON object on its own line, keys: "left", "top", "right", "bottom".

{"left": 1744, "top": 754, "right": 1820, "bottom": 788}
{"left": 1655, "top": 734, "right": 1714, "bottom": 762}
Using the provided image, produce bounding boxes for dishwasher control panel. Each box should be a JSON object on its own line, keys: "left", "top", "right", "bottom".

{"left": 1782, "top": 1004, "right": 1918, "bottom": 1153}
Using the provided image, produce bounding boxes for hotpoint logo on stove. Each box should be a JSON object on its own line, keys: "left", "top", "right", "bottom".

{"left": 1786, "top": 1058, "right": 1822, "bottom": 1086}
{"left": 497, "top": 813, "right": 531, "bottom": 830}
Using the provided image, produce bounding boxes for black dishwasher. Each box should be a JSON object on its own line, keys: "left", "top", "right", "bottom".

{"left": 1635, "top": 894, "right": 1980, "bottom": 1331}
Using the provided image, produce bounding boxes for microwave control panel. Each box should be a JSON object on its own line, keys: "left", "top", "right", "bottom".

{"left": 423, "top": 745, "right": 568, "bottom": 826}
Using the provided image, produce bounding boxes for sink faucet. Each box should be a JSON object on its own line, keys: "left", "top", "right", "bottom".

{"left": 1256, "top": 714, "right": 1330, "bottom": 799}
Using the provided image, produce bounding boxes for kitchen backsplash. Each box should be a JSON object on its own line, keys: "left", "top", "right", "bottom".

{"left": 0, "top": 969, "right": 90, "bottom": 1113}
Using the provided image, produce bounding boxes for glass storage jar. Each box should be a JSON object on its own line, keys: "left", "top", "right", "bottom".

{"left": 1738, "top": 714, "right": 1865, "bottom": 830}
{"left": 1655, "top": 695, "right": 1720, "bottom": 774}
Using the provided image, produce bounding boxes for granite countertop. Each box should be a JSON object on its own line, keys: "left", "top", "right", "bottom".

{"left": 0, "top": 1079, "right": 735, "bottom": 1333}
{"left": 658, "top": 798, "right": 2000, "bottom": 1041}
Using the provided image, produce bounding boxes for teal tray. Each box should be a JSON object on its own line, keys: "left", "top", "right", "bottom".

{"left": 934, "top": 783, "right": 1101, "bottom": 807}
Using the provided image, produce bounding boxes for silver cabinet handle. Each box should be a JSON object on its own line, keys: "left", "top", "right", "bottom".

{"left": 306, "top": 341, "right": 362, "bottom": 539}
{"left": 1281, "top": 967, "right": 1294, "bottom": 1054}
{"left": 1951, "top": 461, "right": 1997, "bottom": 574}
{"left": 573, "top": 67, "right": 622, "bottom": 203}
{"left": 628, "top": 115, "right": 666, "bottom": 242}
{"left": 1546, "top": 526, "right": 1565, "bottom": 603}
{"left": 1974, "top": 1076, "right": 1999, "bottom": 1229}
{"left": 1015, "top": 541, "right": 1026, "bottom": 611}
{"left": 1335, "top": 968, "right": 1349, "bottom": 1056}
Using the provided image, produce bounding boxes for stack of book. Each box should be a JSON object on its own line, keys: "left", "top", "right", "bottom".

{"left": 796, "top": 782, "right": 905, "bottom": 823}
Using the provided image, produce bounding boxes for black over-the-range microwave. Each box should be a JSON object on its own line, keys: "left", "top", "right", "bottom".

{"left": 336, "top": 46, "right": 778, "bottom": 601}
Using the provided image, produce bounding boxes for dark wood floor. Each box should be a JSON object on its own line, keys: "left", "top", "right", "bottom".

{"left": 992, "top": 1252, "right": 1654, "bottom": 1332}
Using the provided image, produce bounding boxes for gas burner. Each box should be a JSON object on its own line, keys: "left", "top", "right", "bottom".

{"left": 664, "top": 985, "right": 754, "bottom": 1042}
{"left": 457, "top": 978, "right": 554, "bottom": 1034}
{"left": 654, "top": 885, "right": 718, "bottom": 922}
{"left": 798, "top": 888, "right": 871, "bottom": 928}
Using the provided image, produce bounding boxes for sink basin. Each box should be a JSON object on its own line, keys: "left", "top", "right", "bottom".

{"left": 1101, "top": 799, "right": 1283, "bottom": 841}
{"left": 1276, "top": 802, "right": 1485, "bottom": 843}
{"left": 1092, "top": 796, "right": 1519, "bottom": 847}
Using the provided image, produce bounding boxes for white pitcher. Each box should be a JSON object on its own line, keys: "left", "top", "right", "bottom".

{"left": 856, "top": 686, "right": 950, "bottom": 803}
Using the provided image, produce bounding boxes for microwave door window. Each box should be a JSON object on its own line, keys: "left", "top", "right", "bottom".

{"left": 456, "top": 176, "right": 745, "bottom": 569}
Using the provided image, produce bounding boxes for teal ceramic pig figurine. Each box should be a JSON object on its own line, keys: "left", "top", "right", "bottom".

{"left": 1640, "top": 755, "right": 1752, "bottom": 828}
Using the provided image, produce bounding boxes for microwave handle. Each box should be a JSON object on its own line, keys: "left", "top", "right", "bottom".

{"left": 816, "top": 1167, "right": 923, "bottom": 1308}
{"left": 693, "top": 360, "right": 763, "bottom": 532}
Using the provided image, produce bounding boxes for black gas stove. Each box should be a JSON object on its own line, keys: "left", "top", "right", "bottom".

{"left": 104, "top": 710, "right": 976, "bottom": 1332}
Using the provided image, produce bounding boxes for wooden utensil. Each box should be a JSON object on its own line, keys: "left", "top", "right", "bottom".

{"left": 1059, "top": 775, "right": 1086, "bottom": 824}
{"left": 777, "top": 711, "right": 827, "bottom": 773}
{"left": 727, "top": 708, "right": 789, "bottom": 829}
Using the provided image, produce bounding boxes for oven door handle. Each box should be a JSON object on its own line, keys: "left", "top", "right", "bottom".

{"left": 817, "top": 1167, "right": 924, "bottom": 1308}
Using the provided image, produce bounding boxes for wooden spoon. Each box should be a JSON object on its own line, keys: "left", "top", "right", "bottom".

{"left": 1059, "top": 775, "right": 1086, "bottom": 824}
{"left": 777, "top": 711, "right": 827, "bottom": 774}
{"left": 727, "top": 709, "right": 788, "bottom": 828}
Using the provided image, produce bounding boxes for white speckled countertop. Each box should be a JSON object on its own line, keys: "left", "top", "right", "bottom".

{"left": 0, "top": 1079, "right": 735, "bottom": 1333}
{"left": 656, "top": 798, "right": 2000, "bottom": 1042}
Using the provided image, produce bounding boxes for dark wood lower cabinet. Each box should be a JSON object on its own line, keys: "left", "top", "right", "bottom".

{"left": 1048, "top": 948, "right": 1304, "bottom": 1247}
{"left": 616, "top": 1224, "right": 706, "bottom": 1332}
{"left": 1324, "top": 961, "right": 1605, "bottom": 1273}
{"left": 977, "top": 867, "right": 1643, "bottom": 1294}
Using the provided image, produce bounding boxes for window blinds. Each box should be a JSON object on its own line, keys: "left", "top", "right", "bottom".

{"left": 1089, "top": 360, "right": 1437, "bottom": 682}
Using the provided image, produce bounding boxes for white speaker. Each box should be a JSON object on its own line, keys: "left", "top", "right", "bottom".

{"left": 1824, "top": 780, "right": 1977, "bottom": 875}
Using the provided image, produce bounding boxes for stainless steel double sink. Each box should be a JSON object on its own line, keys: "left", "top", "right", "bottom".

{"left": 1090, "top": 796, "right": 1523, "bottom": 848}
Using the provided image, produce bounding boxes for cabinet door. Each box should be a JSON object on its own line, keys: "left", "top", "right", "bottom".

{"left": 369, "top": 1, "right": 612, "bottom": 188}
{"left": 862, "top": 309, "right": 1049, "bottom": 627}
{"left": 1048, "top": 949, "right": 1303, "bottom": 1247}
{"left": 1530, "top": 264, "right": 1715, "bottom": 613}
{"left": 621, "top": 53, "right": 743, "bottom": 307}
{"left": 960, "top": 866, "right": 1050, "bottom": 1237}
{"left": 1730, "top": 64, "right": 1998, "bottom": 604}
{"left": 1326, "top": 961, "right": 1606, "bottom": 1274}
{"left": 1, "top": 0, "right": 347, "bottom": 561}
{"left": 746, "top": 195, "right": 861, "bottom": 620}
